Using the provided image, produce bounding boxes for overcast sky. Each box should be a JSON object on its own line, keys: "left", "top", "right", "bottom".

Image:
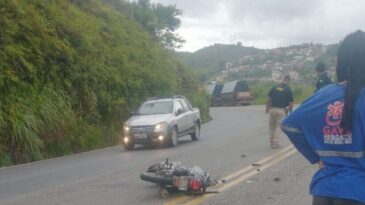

{"left": 151, "top": 0, "right": 365, "bottom": 52}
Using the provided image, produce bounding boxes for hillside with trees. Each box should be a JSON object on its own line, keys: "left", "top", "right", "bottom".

{"left": 176, "top": 44, "right": 260, "bottom": 82}
{"left": 177, "top": 43, "right": 338, "bottom": 84}
{"left": 0, "top": 0, "right": 209, "bottom": 166}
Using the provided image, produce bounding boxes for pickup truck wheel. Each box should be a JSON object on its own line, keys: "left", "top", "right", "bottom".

{"left": 123, "top": 142, "right": 135, "bottom": 151}
{"left": 168, "top": 128, "right": 178, "bottom": 147}
{"left": 191, "top": 123, "right": 200, "bottom": 141}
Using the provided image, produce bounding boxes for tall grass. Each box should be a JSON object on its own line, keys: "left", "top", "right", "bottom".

{"left": 0, "top": 88, "right": 96, "bottom": 164}
{"left": 1, "top": 90, "right": 44, "bottom": 163}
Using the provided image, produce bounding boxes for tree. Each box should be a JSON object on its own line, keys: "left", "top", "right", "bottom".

{"left": 105, "top": 0, "right": 184, "bottom": 49}
{"left": 153, "top": 3, "right": 185, "bottom": 49}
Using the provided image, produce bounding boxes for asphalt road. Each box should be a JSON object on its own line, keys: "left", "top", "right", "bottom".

{"left": 0, "top": 106, "right": 317, "bottom": 205}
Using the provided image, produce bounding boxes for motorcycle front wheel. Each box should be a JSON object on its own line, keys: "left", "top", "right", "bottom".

{"left": 140, "top": 173, "right": 173, "bottom": 185}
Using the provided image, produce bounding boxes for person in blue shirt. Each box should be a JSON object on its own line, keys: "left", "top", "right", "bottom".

{"left": 282, "top": 30, "right": 365, "bottom": 205}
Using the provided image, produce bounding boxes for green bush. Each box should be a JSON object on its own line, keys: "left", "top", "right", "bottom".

{"left": 189, "top": 90, "right": 211, "bottom": 123}
{"left": 291, "top": 84, "right": 315, "bottom": 103}
{"left": 250, "top": 82, "right": 276, "bottom": 105}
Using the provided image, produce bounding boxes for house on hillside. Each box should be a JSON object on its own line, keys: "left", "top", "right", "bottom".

{"left": 216, "top": 76, "right": 224, "bottom": 83}
{"left": 221, "top": 70, "right": 228, "bottom": 78}
{"left": 288, "top": 71, "right": 300, "bottom": 81}
{"left": 272, "top": 69, "right": 282, "bottom": 82}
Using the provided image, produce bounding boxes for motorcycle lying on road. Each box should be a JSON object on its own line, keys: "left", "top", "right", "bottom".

{"left": 140, "top": 159, "right": 220, "bottom": 198}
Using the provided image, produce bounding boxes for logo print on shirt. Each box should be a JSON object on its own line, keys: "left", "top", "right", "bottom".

{"left": 326, "top": 101, "right": 343, "bottom": 126}
{"left": 323, "top": 101, "right": 352, "bottom": 144}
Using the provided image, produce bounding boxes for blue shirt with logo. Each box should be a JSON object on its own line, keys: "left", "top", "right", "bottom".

{"left": 282, "top": 84, "right": 365, "bottom": 203}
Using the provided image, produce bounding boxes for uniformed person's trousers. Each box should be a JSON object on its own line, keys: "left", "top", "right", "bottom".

{"left": 269, "top": 108, "right": 285, "bottom": 148}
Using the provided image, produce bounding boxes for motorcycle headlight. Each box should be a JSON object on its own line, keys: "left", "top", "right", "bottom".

{"left": 123, "top": 124, "right": 130, "bottom": 133}
{"left": 154, "top": 122, "right": 167, "bottom": 132}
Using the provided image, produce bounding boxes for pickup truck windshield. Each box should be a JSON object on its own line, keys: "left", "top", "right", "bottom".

{"left": 137, "top": 101, "right": 173, "bottom": 115}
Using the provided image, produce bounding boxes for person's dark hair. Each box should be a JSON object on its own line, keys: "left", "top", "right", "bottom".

{"left": 315, "top": 62, "right": 326, "bottom": 72}
{"left": 337, "top": 30, "right": 365, "bottom": 132}
{"left": 283, "top": 75, "right": 291, "bottom": 81}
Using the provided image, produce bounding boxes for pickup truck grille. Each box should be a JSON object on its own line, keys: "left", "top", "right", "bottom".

{"left": 131, "top": 126, "right": 152, "bottom": 133}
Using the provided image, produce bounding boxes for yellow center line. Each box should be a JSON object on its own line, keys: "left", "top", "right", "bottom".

{"left": 164, "top": 145, "right": 297, "bottom": 205}
{"left": 223, "top": 145, "right": 294, "bottom": 181}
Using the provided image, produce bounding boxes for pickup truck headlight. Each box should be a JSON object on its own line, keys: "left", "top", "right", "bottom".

{"left": 123, "top": 124, "right": 130, "bottom": 133}
{"left": 154, "top": 122, "right": 167, "bottom": 132}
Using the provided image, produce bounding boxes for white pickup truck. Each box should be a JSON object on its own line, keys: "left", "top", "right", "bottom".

{"left": 122, "top": 96, "right": 201, "bottom": 150}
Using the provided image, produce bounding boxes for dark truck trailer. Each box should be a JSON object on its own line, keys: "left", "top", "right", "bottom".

{"left": 211, "top": 84, "right": 224, "bottom": 106}
{"left": 208, "top": 80, "right": 252, "bottom": 106}
{"left": 206, "top": 80, "right": 253, "bottom": 107}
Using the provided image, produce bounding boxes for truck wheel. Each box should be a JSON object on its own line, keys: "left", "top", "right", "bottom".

{"left": 168, "top": 127, "right": 178, "bottom": 147}
{"left": 123, "top": 142, "right": 135, "bottom": 151}
{"left": 191, "top": 123, "right": 200, "bottom": 141}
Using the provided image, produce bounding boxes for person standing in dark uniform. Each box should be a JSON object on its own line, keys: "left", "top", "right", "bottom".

{"left": 265, "top": 75, "right": 294, "bottom": 149}
{"left": 315, "top": 62, "right": 332, "bottom": 91}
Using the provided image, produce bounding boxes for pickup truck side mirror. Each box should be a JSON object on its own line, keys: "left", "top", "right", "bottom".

{"left": 129, "top": 111, "right": 134, "bottom": 117}
{"left": 176, "top": 108, "right": 184, "bottom": 116}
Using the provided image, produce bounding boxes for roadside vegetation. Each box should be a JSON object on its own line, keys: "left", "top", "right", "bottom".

{"left": 0, "top": 0, "right": 210, "bottom": 166}
{"left": 250, "top": 82, "right": 315, "bottom": 105}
